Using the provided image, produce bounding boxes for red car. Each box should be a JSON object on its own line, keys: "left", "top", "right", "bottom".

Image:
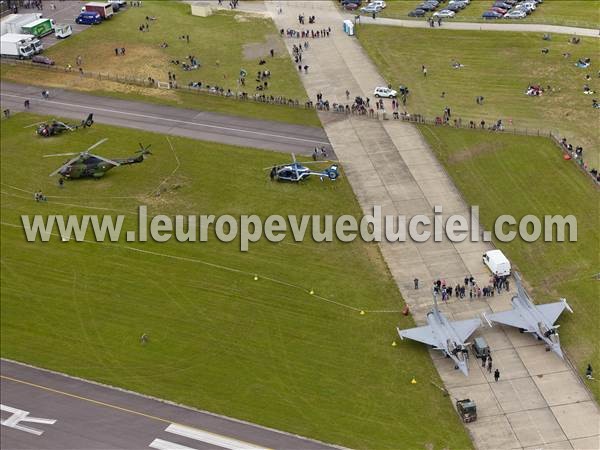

{"left": 344, "top": 3, "right": 359, "bottom": 10}
{"left": 31, "top": 55, "right": 55, "bottom": 65}
{"left": 490, "top": 6, "right": 508, "bottom": 14}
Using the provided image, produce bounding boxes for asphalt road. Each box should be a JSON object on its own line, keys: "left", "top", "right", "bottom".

{"left": 0, "top": 82, "right": 331, "bottom": 156}
{"left": 1, "top": 359, "right": 340, "bottom": 450}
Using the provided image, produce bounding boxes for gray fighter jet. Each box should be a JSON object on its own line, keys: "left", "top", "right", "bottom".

{"left": 397, "top": 296, "right": 482, "bottom": 376}
{"left": 483, "top": 272, "right": 573, "bottom": 358}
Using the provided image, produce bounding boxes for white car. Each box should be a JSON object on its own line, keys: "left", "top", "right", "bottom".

{"left": 449, "top": 0, "right": 469, "bottom": 4}
{"left": 374, "top": 87, "right": 397, "bottom": 98}
{"left": 369, "top": 0, "right": 387, "bottom": 8}
{"left": 504, "top": 10, "right": 526, "bottom": 18}
{"left": 361, "top": 4, "right": 382, "bottom": 13}
{"left": 433, "top": 9, "right": 456, "bottom": 18}
{"left": 517, "top": 2, "right": 536, "bottom": 11}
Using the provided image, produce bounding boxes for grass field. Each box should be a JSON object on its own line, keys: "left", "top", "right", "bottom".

{"left": 380, "top": 0, "right": 600, "bottom": 29}
{"left": 358, "top": 26, "right": 600, "bottom": 167}
{"left": 0, "top": 113, "right": 472, "bottom": 450}
{"left": 417, "top": 125, "right": 600, "bottom": 399}
{"left": 1, "top": 1, "right": 320, "bottom": 127}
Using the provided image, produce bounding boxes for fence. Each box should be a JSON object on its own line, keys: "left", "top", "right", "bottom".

{"left": 3, "top": 58, "right": 599, "bottom": 184}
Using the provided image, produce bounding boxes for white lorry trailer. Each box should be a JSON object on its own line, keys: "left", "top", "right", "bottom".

{"left": 0, "top": 33, "right": 35, "bottom": 59}
{"left": 0, "top": 13, "right": 42, "bottom": 35}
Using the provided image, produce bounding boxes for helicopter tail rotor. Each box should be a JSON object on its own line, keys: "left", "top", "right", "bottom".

{"left": 136, "top": 143, "right": 153, "bottom": 156}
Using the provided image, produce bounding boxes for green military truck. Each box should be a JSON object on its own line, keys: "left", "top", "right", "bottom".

{"left": 21, "top": 18, "right": 55, "bottom": 38}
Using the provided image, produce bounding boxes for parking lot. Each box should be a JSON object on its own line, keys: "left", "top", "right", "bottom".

{"left": 11, "top": 1, "right": 89, "bottom": 49}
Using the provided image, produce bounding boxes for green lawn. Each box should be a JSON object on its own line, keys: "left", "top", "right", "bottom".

{"left": 380, "top": 0, "right": 600, "bottom": 29}
{"left": 417, "top": 125, "right": 600, "bottom": 399}
{"left": 1, "top": 1, "right": 320, "bottom": 127}
{"left": 0, "top": 113, "right": 472, "bottom": 450}
{"left": 358, "top": 26, "right": 600, "bottom": 167}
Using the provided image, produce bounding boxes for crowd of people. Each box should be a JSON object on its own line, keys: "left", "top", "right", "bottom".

{"left": 281, "top": 28, "right": 332, "bottom": 39}
{"left": 560, "top": 138, "right": 599, "bottom": 183}
{"left": 425, "top": 274, "right": 511, "bottom": 303}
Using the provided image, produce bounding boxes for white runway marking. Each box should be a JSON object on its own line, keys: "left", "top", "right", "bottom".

{"left": 165, "top": 423, "right": 269, "bottom": 450}
{"left": 149, "top": 438, "right": 197, "bottom": 450}
{"left": 0, "top": 404, "right": 56, "bottom": 436}
{"left": 0, "top": 93, "right": 329, "bottom": 145}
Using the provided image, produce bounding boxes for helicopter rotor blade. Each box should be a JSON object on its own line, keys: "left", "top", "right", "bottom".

{"left": 88, "top": 153, "right": 120, "bottom": 166}
{"left": 43, "top": 152, "right": 79, "bottom": 158}
{"left": 291, "top": 152, "right": 297, "bottom": 164}
{"left": 84, "top": 138, "right": 108, "bottom": 154}
{"left": 24, "top": 121, "right": 46, "bottom": 129}
{"left": 49, "top": 155, "right": 82, "bottom": 177}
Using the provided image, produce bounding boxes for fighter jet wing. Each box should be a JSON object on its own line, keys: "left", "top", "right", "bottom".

{"left": 485, "top": 310, "right": 529, "bottom": 330}
{"left": 451, "top": 318, "right": 482, "bottom": 342}
{"left": 397, "top": 325, "right": 438, "bottom": 347}
{"left": 537, "top": 300, "right": 572, "bottom": 325}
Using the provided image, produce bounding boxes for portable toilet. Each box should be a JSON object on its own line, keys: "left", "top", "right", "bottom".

{"left": 343, "top": 19, "right": 354, "bottom": 36}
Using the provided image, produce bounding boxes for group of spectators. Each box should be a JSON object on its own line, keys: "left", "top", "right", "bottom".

{"left": 559, "top": 138, "right": 599, "bottom": 183}
{"left": 427, "top": 274, "right": 511, "bottom": 302}
{"left": 281, "top": 28, "right": 332, "bottom": 39}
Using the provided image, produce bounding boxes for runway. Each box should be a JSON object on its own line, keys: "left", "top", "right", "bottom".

{"left": 0, "top": 81, "right": 331, "bottom": 156}
{"left": 1, "top": 359, "right": 340, "bottom": 450}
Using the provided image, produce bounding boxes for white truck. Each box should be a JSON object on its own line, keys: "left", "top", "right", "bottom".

{"left": 482, "top": 249, "right": 511, "bottom": 277}
{"left": 0, "top": 33, "right": 35, "bottom": 59}
{"left": 0, "top": 13, "right": 42, "bottom": 35}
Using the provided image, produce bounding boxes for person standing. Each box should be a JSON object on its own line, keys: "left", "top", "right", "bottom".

{"left": 414, "top": 278, "right": 419, "bottom": 289}
{"left": 487, "top": 356, "right": 493, "bottom": 373}
{"left": 494, "top": 368, "right": 500, "bottom": 382}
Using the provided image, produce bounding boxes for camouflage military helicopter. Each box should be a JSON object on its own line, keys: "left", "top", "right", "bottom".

{"left": 35, "top": 113, "right": 94, "bottom": 137}
{"left": 45, "top": 139, "right": 152, "bottom": 179}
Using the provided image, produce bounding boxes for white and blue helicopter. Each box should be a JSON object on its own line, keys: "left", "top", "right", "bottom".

{"left": 267, "top": 153, "right": 339, "bottom": 183}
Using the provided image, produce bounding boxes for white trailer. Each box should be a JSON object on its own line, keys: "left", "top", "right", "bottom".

{"left": 0, "top": 13, "right": 43, "bottom": 36}
{"left": 0, "top": 33, "right": 35, "bottom": 59}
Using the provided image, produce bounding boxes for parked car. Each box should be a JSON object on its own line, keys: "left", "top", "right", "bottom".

{"left": 482, "top": 10, "right": 503, "bottom": 18}
{"left": 341, "top": 0, "right": 362, "bottom": 5}
{"left": 368, "top": 0, "right": 387, "bottom": 9}
{"left": 374, "top": 87, "right": 397, "bottom": 98}
{"left": 517, "top": 2, "right": 537, "bottom": 11}
{"left": 344, "top": 2, "right": 360, "bottom": 10}
{"left": 513, "top": 4, "right": 533, "bottom": 14}
{"left": 418, "top": 3, "right": 439, "bottom": 11}
{"left": 493, "top": 2, "right": 513, "bottom": 9}
{"left": 361, "top": 4, "right": 382, "bottom": 13}
{"left": 433, "top": 9, "right": 456, "bottom": 17}
{"left": 448, "top": 0, "right": 469, "bottom": 5}
{"left": 448, "top": 1, "right": 468, "bottom": 10}
{"left": 32, "top": 55, "right": 54, "bottom": 65}
{"left": 408, "top": 8, "right": 426, "bottom": 16}
{"left": 490, "top": 6, "right": 508, "bottom": 14}
{"left": 75, "top": 11, "right": 102, "bottom": 24}
{"left": 504, "top": 9, "right": 527, "bottom": 18}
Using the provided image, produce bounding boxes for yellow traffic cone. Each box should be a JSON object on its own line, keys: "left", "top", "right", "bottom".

{"left": 411, "top": 378, "right": 417, "bottom": 384}
{"left": 392, "top": 341, "right": 397, "bottom": 347}
{"left": 359, "top": 310, "right": 365, "bottom": 315}
{"left": 253, "top": 275, "right": 259, "bottom": 281}
{"left": 309, "top": 289, "right": 314, "bottom": 295}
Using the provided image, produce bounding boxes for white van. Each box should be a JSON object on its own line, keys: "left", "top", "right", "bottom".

{"left": 482, "top": 249, "right": 511, "bottom": 277}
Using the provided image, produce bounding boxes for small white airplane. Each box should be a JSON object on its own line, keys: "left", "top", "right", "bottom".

{"left": 397, "top": 295, "right": 481, "bottom": 376}
{"left": 483, "top": 272, "right": 573, "bottom": 358}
